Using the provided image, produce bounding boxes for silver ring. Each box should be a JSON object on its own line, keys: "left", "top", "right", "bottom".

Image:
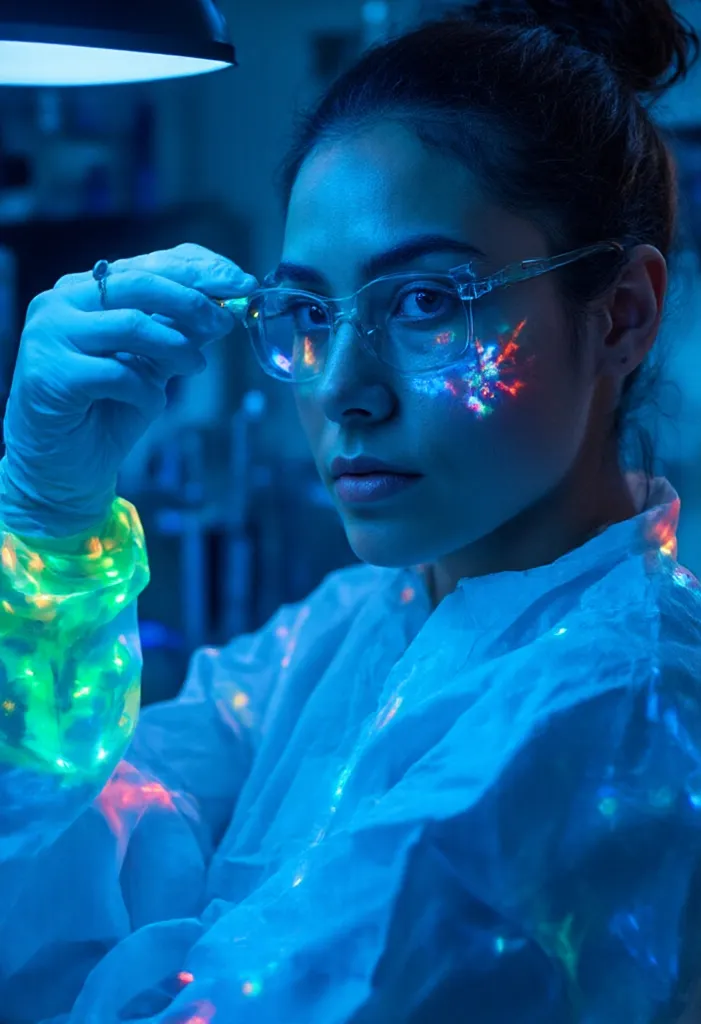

{"left": 92, "top": 259, "right": 110, "bottom": 310}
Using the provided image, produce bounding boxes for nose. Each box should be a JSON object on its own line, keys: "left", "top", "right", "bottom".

{"left": 313, "top": 320, "right": 397, "bottom": 424}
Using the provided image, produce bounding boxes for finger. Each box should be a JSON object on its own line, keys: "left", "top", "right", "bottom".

{"left": 111, "top": 242, "right": 257, "bottom": 293}
{"left": 54, "top": 243, "right": 258, "bottom": 299}
{"left": 66, "top": 349, "right": 169, "bottom": 414}
{"left": 67, "top": 307, "right": 208, "bottom": 376}
{"left": 58, "top": 271, "right": 239, "bottom": 343}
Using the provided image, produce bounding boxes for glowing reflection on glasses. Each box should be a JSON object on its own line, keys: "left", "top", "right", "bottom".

{"left": 271, "top": 349, "right": 292, "bottom": 374}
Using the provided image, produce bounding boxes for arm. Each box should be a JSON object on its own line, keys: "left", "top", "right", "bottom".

{"left": 0, "top": 496, "right": 149, "bottom": 858}
{"left": 0, "top": 498, "right": 298, "bottom": 1022}
{"left": 0, "top": 497, "right": 147, "bottom": 1021}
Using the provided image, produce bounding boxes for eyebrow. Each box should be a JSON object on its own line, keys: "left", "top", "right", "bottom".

{"left": 271, "top": 234, "right": 487, "bottom": 289}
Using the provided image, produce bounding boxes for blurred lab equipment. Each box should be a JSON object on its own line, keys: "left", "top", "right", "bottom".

{"left": 144, "top": 390, "right": 268, "bottom": 651}
{"left": 0, "top": 244, "right": 16, "bottom": 408}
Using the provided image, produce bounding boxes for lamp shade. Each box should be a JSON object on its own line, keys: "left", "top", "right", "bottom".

{"left": 0, "top": 0, "right": 237, "bottom": 86}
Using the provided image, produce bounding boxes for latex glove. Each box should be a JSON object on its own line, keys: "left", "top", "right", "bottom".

{"left": 0, "top": 243, "right": 257, "bottom": 537}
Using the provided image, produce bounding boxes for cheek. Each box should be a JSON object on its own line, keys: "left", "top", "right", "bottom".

{"left": 407, "top": 311, "right": 585, "bottom": 476}
{"left": 407, "top": 315, "right": 533, "bottom": 418}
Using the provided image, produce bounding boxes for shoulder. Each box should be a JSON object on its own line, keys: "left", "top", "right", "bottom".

{"left": 412, "top": 551, "right": 701, "bottom": 837}
{"left": 649, "top": 552, "right": 701, "bottom": 650}
{"left": 494, "top": 553, "right": 701, "bottom": 817}
{"left": 524, "top": 548, "right": 701, "bottom": 714}
{"left": 417, "top": 557, "right": 701, "bottom": 905}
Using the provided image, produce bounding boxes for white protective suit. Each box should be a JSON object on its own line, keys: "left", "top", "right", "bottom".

{"left": 0, "top": 476, "right": 701, "bottom": 1024}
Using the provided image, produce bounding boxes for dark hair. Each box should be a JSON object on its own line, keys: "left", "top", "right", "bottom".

{"left": 279, "top": 0, "right": 699, "bottom": 472}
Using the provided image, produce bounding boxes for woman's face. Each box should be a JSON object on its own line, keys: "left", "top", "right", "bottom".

{"left": 282, "top": 122, "right": 602, "bottom": 571}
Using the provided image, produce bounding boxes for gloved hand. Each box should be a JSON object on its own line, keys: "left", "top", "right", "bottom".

{"left": 0, "top": 243, "right": 257, "bottom": 538}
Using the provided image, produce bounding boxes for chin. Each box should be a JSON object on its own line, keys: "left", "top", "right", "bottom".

{"left": 343, "top": 519, "right": 442, "bottom": 570}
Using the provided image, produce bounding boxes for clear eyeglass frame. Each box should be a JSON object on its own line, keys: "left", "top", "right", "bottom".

{"left": 217, "top": 240, "right": 627, "bottom": 383}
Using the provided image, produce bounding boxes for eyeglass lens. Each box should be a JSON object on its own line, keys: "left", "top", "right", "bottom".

{"left": 249, "top": 275, "right": 471, "bottom": 380}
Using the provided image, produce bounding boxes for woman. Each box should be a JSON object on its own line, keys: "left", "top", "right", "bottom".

{"left": 1, "top": 0, "right": 700, "bottom": 1020}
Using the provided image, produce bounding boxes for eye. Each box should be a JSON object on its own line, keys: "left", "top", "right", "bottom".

{"left": 283, "top": 298, "right": 329, "bottom": 332}
{"left": 393, "top": 286, "right": 455, "bottom": 321}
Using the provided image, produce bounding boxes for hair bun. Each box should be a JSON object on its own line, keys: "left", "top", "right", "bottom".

{"left": 468, "top": 0, "right": 699, "bottom": 96}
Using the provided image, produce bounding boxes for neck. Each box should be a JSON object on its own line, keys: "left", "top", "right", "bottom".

{"left": 428, "top": 452, "right": 638, "bottom": 606}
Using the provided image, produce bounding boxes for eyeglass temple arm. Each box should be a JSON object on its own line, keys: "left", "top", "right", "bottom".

{"left": 212, "top": 295, "right": 251, "bottom": 319}
{"left": 213, "top": 271, "right": 282, "bottom": 319}
{"left": 216, "top": 242, "right": 625, "bottom": 310}
{"left": 464, "top": 241, "right": 626, "bottom": 299}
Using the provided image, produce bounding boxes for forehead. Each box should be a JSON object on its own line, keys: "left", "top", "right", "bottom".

{"left": 282, "top": 122, "right": 541, "bottom": 277}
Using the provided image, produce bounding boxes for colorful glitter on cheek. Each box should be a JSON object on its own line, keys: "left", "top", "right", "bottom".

{"left": 409, "top": 319, "right": 529, "bottom": 417}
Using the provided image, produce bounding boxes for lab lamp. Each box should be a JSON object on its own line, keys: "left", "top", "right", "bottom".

{"left": 0, "top": 0, "right": 236, "bottom": 86}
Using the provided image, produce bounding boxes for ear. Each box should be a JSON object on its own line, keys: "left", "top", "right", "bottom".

{"left": 593, "top": 244, "right": 667, "bottom": 377}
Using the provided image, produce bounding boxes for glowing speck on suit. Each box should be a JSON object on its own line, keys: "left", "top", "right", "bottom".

{"left": 649, "top": 506, "right": 678, "bottom": 559}
{"left": 672, "top": 565, "right": 699, "bottom": 589}
{"left": 279, "top": 604, "right": 311, "bottom": 670}
{"left": 96, "top": 761, "right": 181, "bottom": 859}
{"left": 598, "top": 795, "right": 618, "bottom": 818}
{"left": 376, "top": 695, "right": 403, "bottom": 730}
{"left": 334, "top": 765, "right": 352, "bottom": 801}
{"left": 180, "top": 1000, "right": 216, "bottom": 1024}
{"left": 536, "top": 913, "right": 581, "bottom": 983}
{"left": 232, "top": 691, "right": 250, "bottom": 711}
{"left": 686, "top": 770, "right": 701, "bottom": 809}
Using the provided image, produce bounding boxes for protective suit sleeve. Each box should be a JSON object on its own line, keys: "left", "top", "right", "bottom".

{"left": 0, "top": 496, "right": 149, "bottom": 857}
{"left": 352, "top": 597, "right": 701, "bottom": 1024}
{"left": 0, "top": 498, "right": 295, "bottom": 1022}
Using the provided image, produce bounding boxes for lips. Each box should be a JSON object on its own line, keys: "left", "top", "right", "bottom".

{"left": 328, "top": 455, "right": 423, "bottom": 505}
{"left": 329, "top": 455, "right": 420, "bottom": 480}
